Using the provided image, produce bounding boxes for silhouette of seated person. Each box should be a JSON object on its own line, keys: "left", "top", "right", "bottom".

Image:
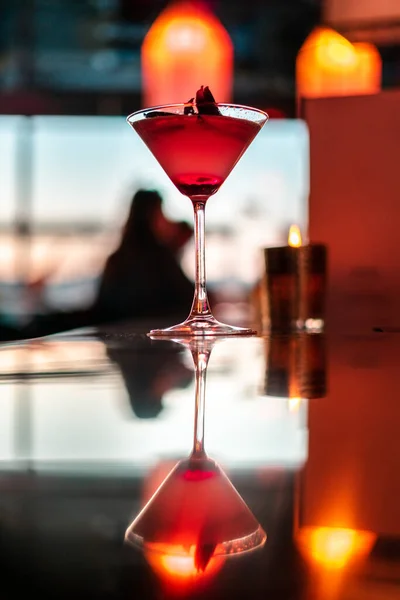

{"left": 18, "top": 190, "right": 194, "bottom": 339}
{"left": 106, "top": 338, "right": 193, "bottom": 419}
{"left": 92, "top": 189, "right": 194, "bottom": 325}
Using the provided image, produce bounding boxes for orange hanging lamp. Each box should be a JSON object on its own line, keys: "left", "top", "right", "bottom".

{"left": 352, "top": 42, "right": 382, "bottom": 95}
{"left": 296, "top": 27, "right": 381, "bottom": 100}
{"left": 141, "top": 1, "right": 233, "bottom": 107}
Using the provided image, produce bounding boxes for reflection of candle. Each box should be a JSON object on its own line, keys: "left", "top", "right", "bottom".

{"left": 261, "top": 225, "right": 327, "bottom": 333}
{"left": 263, "top": 334, "right": 327, "bottom": 400}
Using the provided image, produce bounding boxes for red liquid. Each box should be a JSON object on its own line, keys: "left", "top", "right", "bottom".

{"left": 126, "top": 457, "right": 264, "bottom": 556}
{"left": 133, "top": 114, "right": 261, "bottom": 198}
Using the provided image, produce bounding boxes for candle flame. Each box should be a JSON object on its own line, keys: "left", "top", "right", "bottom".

{"left": 288, "top": 397, "right": 302, "bottom": 413}
{"left": 288, "top": 225, "right": 302, "bottom": 248}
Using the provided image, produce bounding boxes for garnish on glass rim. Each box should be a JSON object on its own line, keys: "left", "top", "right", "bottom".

{"left": 195, "top": 85, "right": 220, "bottom": 115}
{"left": 145, "top": 86, "right": 220, "bottom": 118}
{"left": 194, "top": 540, "right": 217, "bottom": 572}
{"left": 144, "top": 110, "right": 177, "bottom": 118}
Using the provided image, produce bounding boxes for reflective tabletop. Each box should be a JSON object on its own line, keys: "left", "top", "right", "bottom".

{"left": 0, "top": 321, "right": 399, "bottom": 599}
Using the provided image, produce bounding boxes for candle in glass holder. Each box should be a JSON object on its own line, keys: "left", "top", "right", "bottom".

{"left": 261, "top": 226, "right": 327, "bottom": 333}
{"left": 297, "top": 242, "right": 327, "bottom": 332}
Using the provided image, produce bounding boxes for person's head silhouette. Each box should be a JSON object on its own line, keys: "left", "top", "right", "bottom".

{"left": 93, "top": 188, "right": 194, "bottom": 323}
{"left": 121, "top": 189, "right": 163, "bottom": 248}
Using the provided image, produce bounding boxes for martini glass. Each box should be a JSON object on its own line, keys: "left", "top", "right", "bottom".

{"left": 127, "top": 102, "right": 268, "bottom": 336}
{"left": 125, "top": 337, "right": 266, "bottom": 571}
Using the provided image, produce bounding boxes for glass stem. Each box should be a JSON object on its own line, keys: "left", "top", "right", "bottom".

{"left": 189, "top": 198, "right": 212, "bottom": 317}
{"left": 191, "top": 346, "right": 211, "bottom": 458}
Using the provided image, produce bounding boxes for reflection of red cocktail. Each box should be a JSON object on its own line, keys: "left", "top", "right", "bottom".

{"left": 133, "top": 114, "right": 261, "bottom": 198}
{"left": 125, "top": 336, "right": 266, "bottom": 582}
{"left": 126, "top": 456, "right": 265, "bottom": 565}
{"left": 127, "top": 89, "right": 268, "bottom": 337}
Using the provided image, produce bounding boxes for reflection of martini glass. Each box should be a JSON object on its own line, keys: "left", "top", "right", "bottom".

{"left": 125, "top": 337, "right": 266, "bottom": 572}
{"left": 127, "top": 103, "right": 268, "bottom": 336}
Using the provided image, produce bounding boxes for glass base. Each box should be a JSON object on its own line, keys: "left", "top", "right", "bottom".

{"left": 149, "top": 314, "right": 256, "bottom": 337}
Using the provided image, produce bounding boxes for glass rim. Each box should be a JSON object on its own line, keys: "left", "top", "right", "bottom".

{"left": 126, "top": 102, "right": 269, "bottom": 124}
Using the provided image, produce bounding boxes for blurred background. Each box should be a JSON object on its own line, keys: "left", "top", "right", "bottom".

{"left": 1, "top": 5, "right": 400, "bottom": 596}
{"left": 1, "top": 0, "right": 400, "bottom": 330}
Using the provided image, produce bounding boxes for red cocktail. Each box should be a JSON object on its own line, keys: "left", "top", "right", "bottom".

{"left": 127, "top": 93, "right": 268, "bottom": 336}
{"left": 133, "top": 114, "right": 261, "bottom": 198}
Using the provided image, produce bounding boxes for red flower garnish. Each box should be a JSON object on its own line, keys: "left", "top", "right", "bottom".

{"left": 145, "top": 86, "right": 220, "bottom": 118}
{"left": 195, "top": 85, "right": 220, "bottom": 115}
{"left": 194, "top": 542, "right": 217, "bottom": 572}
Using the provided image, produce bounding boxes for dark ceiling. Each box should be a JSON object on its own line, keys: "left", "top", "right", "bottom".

{"left": 0, "top": 0, "right": 322, "bottom": 116}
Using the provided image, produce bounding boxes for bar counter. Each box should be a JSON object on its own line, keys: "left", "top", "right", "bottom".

{"left": 0, "top": 320, "right": 399, "bottom": 599}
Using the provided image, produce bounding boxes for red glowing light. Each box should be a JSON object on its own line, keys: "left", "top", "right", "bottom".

{"left": 141, "top": 1, "right": 233, "bottom": 107}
